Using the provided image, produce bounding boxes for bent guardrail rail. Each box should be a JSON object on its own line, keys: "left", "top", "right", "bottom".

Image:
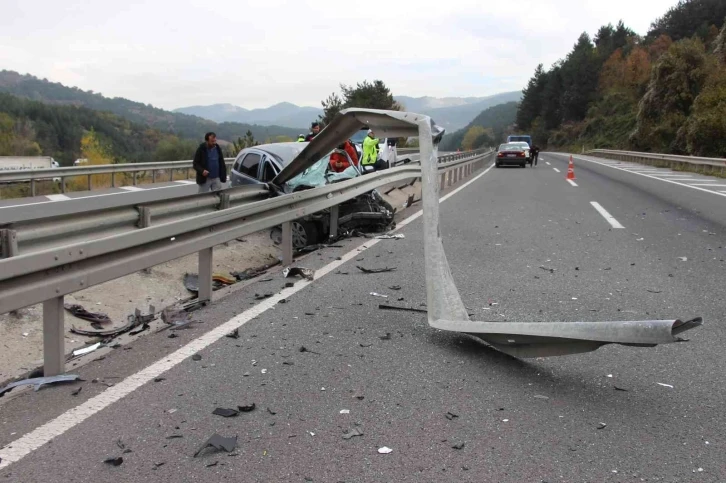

{"left": 586, "top": 149, "right": 726, "bottom": 172}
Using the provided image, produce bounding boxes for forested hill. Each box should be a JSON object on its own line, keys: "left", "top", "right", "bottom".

{"left": 0, "top": 70, "right": 301, "bottom": 142}
{"left": 440, "top": 102, "right": 518, "bottom": 151}
{"left": 516, "top": 0, "right": 726, "bottom": 157}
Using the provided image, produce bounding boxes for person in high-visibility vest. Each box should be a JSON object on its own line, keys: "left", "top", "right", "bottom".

{"left": 361, "top": 130, "right": 379, "bottom": 172}
{"left": 296, "top": 134, "right": 305, "bottom": 142}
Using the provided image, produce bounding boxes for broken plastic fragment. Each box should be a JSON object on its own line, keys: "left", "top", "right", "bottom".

{"left": 0, "top": 374, "right": 81, "bottom": 397}
{"left": 452, "top": 442, "right": 465, "bottom": 450}
{"left": 238, "top": 403, "right": 256, "bottom": 412}
{"left": 226, "top": 329, "right": 240, "bottom": 339}
{"left": 657, "top": 383, "right": 674, "bottom": 388}
{"left": 72, "top": 342, "right": 102, "bottom": 357}
{"left": 445, "top": 412, "right": 459, "bottom": 420}
{"left": 212, "top": 408, "right": 239, "bottom": 418}
{"left": 342, "top": 428, "right": 364, "bottom": 440}
{"left": 374, "top": 234, "right": 405, "bottom": 240}
{"left": 370, "top": 292, "right": 388, "bottom": 299}
{"left": 282, "top": 267, "right": 314, "bottom": 281}
{"left": 340, "top": 409, "right": 350, "bottom": 414}
{"left": 194, "top": 434, "right": 238, "bottom": 457}
{"left": 378, "top": 446, "right": 393, "bottom": 454}
{"left": 379, "top": 304, "right": 427, "bottom": 314}
{"left": 357, "top": 266, "right": 396, "bottom": 274}
{"left": 64, "top": 304, "right": 112, "bottom": 325}
{"left": 104, "top": 457, "right": 124, "bottom": 466}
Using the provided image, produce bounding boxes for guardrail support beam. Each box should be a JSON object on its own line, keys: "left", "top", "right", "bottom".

{"left": 30, "top": 179, "right": 36, "bottom": 197}
{"left": 281, "top": 221, "right": 293, "bottom": 266}
{"left": 0, "top": 229, "right": 18, "bottom": 259}
{"left": 87, "top": 174, "right": 92, "bottom": 191}
{"left": 198, "top": 247, "right": 213, "bottom": 303}
{"left": 329, "top": 205, "right": 339, "bottom": 240}
{"left": 111, "top": 172, "right": 116, "bottom": 188}
{"left": 43, "top": 296, "right": 65, "bottom": 376}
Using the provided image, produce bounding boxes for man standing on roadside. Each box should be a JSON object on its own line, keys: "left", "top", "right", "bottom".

{"left": 193, "top": 132, "right": 227, "bottom": 193}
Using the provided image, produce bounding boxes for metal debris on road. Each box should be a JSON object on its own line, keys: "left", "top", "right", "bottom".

{"left": 597, "top": 422, "right": 607, "bottom": 429}
{"left": 72, "top": 305, "right": 156, "bottom": 338}
{"left": 374, "top": 234, "right": 405, "bottom": 240}
{"left": 226, "top": 328, "right": 240, "bottom": 339}
{"left": 267, "top": 407, "right": 277, "bottom": 415}
{"left": 64, "top": 304, "right": 111, "bottom": 327}
{"left": 283, "top": 267, "right": 315, "bottom": 281}
{"left": 678, "top": 257, "right": 688, "bottom": 261}
{"left": 657, "top": 383, "right": 674, "bottom": 388}
{"left": 72, "top": 342, "right": 102, "bottom": 357}
{"left": 445, "top": 412, "right": 459, "bottom": 420}
{"left": 194, "top": 434, "right": 238, "bottom": 457}
{"left": 378, "top": 447, "right": 393, "bottom": 454}
{"left": 388, "top": 285, "right": 402, "bottom": 290}
{"left": 192, "top": 354, "right": 202, "bottom": 361}
{"left": 166, "top": 435, "right": 184, "bottom": 439}
{"left": 539, "top": 266, "right": 556, "bottom": 273}
{"left": 647, "top": 289, "right": 663, "bottom": 294}
{"left": 0, "top": 374, "right": 81, "bottom": 397}
{"left": 238, "top": 403, "right": 256, "bottom": 412}
{"left": 534, "top": 395, "right": 549, "bottom": 400}
{"left": 103, "top": 457, "right": 123, "bottom": 467}
{"left": 370, "top": 292, "right": 388, "bottom": 299}
{"left": 71, "top": 386, "right": 83, "bottom": 396}
{"left": 154, "top": 377, "right": 166, "bottom": 383}
{"left": 299, "top": 346, "right": 320, "bottom": 355}
{"left": 452, "top": 442, "right": 465, "bottom": 450}
{"left": 254, "top": 293, "right": 274, "bottom": 300}
{"left": 614, "top": 386, "right": 629, "bottom": 392}
{"left": 379, "top": 304, "right": 427, "bottom": 314}
{"left": 357, "top": 266, "right": 396, "bottom": 274}
{"left": 340, "top": 409, "right": 350, "bottom": 414}
{"left": 231, "top": 267, "right": 268, "bottom": 281}
{"left": 213, "top": 408, "right": 240, "bottom": 418}
{"left": 342, "top": 428, "right": 364, "bottom": 440}
{"left": 379, "top": 333, "right": 392, "bottom": 340}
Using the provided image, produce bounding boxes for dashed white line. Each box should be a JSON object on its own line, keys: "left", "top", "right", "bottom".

{"left": 590, "top": 201, "right": 625, "bottom": 229}
{"left": 45, "top": 194, "right": 71, "bottom": 201}
{"left": 546, "top": 162, "right": 551, "bottom": 166}
{"left": 566, "top": 179, "right": 578, "bottom": 187}
{"left": 553, "top": 168, "right": 561, "bottom": 173}
{"left": 119, "top": 186, "right": 144, "bottom": 191}
{"left": 0, "top": 162, "right": 497, "bottom": 471}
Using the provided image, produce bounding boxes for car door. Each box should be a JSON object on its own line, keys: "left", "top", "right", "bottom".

{"left": 231, "top": 150, "right": 264, "bottom": 185}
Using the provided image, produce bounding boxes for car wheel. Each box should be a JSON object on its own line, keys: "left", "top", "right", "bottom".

{"left": 495, "top": 162, "right": 501, "bottom": 168}
{"left": 521, "top": 163, "right": 526, "bottom": 168}
{"left": 291, "top": 220, "right": 319, "bottom": 249}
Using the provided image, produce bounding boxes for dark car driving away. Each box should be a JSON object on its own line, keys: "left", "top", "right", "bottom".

{"left": 496, "top": 143, "right": 529, "bottom": 168}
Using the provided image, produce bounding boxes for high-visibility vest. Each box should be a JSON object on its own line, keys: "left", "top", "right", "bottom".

{"left": 362, "top": 136, "right": 379, "bottom": 165}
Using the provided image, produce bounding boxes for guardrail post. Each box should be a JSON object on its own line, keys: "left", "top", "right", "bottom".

{"left": 152, "top": 170, "right": 156, "bottom": 183}
{"left": 111, "top": 172, "right": 116, "bottom": 188}
{"left": 170, "top": 169, "right": 174, "bottom": 182}
{"left": 43, "top": 296, "right": 65, "bottom": 376}
{"left": 439, "top": 173, "right": 446, "bottom": 192}
{"left": 0, "top": 229, "right": 18, "bottom": 259}
{"left": 219, "top": 192, "right": 231, "bottom": 210}
{"left": 87, "top": 174, "right": 92, "bottom": 191}
{"left": 31, "top": 179, "right": 36, "bottom": 197}
{"left": 198, "top": 247, "right": 213, "bottom": 303}
{"left": 61, "top": 176, "right": 67, "bottom": 193}
{"left": 133, "top": 172, "right": 138, "bottom": 186}
{"left": 281, "top": 221, "right": 293, "bottom": 266}
{"left": 329, "top": 205, "right": 339, "bottom": 240}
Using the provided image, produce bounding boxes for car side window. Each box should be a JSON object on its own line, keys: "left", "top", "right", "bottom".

{"left": 240, "top": 153, "right": 261, "bottom": 178}
{"left": 260, "top": 160, "right": 278, "bottom": 182}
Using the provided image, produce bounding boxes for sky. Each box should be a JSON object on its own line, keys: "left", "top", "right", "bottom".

{"left": 0, "top": 0, "right": 680, "bottom": 110}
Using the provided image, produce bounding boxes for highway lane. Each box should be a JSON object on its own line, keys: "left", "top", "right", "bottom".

{"left": 1, "top": 157, "right": 724, "bottom": 482}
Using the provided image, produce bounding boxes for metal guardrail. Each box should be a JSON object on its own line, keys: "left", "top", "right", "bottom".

{"left": 586, "top": 149, "right": 726, "bottom": 170}
{"left": 0, "top": 158, "right": 236, "bottom": 196}
{"left": 0, "top": 146, "right": 492, "bottom": 377}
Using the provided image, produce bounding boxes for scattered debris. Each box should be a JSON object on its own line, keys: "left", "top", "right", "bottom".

{"left": 0, "top": 374, "right": 81, "bottom": 397}
{"left": 192, "top": 354, "right": 202, "bottom": 361}
{"left": 154, "top": 377, "right": 166, "bottom": 383}
{"left": 206, "top": 461, "right": 219, "bottom": 468}
{"left": 116, "top": 440, "right": 125, "bottom": 450}
{"left": 379, "top": 333, "right": 392, "bottom": 340}
{"left": 369, "top": 292, "right": 388, "bottom": 299}
{"left": 72, "top": 342, "right": 102, "bottom": 358}
{"left": 357, "top": 266, "right": 396, "bottom": 274}
{"left": 374, "top": 234, "right": 405, "bottom": 240}
{"left": 226, "top": 329, "right": 240, "bottom": 339}
{"left": 254, "top": 293, "right": 274, "bottom": 300}
{"left": 283, "top": 267, "right": 315, "bottom": 281}
{"left": 388, "top": 285, "right": 402, "bottom": 290}
{"left": 213, "top": 408, "right": 239, "bottom": 418}
{"left": 194, "top": 434, "right": 238, "bottom": 457}
{"left": 379, "top": 304, "right": 427, "bottom": 314}
{"left": 299, "top": 346, "right": 320, "bottom": 355}
{"left": 166, "top": 435, "right": 184, "bottom": 439}
{"left": 445, "top": 412, "right": 459, "bottom": 420}
{"left": 378, "top": 446, "right": 393, "bottom": 454}
{"left": 72, "top": 305, "right": 156, "bottom": 338}
{"left": 452, "top": 442, "right": 465, "bottom": 450}
{"left": 71, "top": 386, "right": 83, "bottom": 396}
{"left": 597, "top": 422, "right": 607, "bottom": 430}
{"left": 534, "top": 395, "right": 549, "bottom": 400}
{"left": 678, "top": 257, "right": 688, "bottom": 261}
{"left": 64, "top": 304, "right": 111, "bottom": 327}
{"left": 340, "top": 409, "right": 350, "bottom": 414}
{"left": 647, "top": 289, "right": 662, "bottom": 294}
{"left": 104, "top": 457, "right": 124, "bottom": 467}
{"left": 359, "top": 343, "right": 373, "bottom": 348}
{"left": 342, "top": 428, "right": 364, "bottom": 440}
{"left": 657, "top": 383, "right": 674, "bottom": 388}
{"left": 539, "top": 266, "right": 556, "bottom": 273}
{"left": 238, "top": 403, "right": 256, "bottom": 412}
{"left": 267, "top": 408, "right": 277, "bottom": 415}
{"left": 614, "top": 386, "right": 629, "bottom": 392}
{"left": 231, "top": 267, "right": 268, "bottom": 281}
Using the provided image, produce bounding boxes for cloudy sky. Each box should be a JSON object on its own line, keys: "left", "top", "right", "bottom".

{"left": 1, "top": 0, "right": 678, "bottom": 110}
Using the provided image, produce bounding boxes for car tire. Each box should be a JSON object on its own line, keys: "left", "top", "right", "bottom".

{"left": 291, "top": 220, "right": 319, "bottom": 249}
{"left": 521, "top": 162, "right": 526, "bottom": 168}
{"left": 495, "top": 162, "right": 501, "bottom": 168}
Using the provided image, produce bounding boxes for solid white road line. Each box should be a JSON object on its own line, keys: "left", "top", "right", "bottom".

{"left": 174, "top": 180, "right": 196, "bottom": 184}
{"left": 688, "top": 184, "right": 726, "bottom": 187}
{"left": 566, "top": 179, "right": 578, "bottom": 187}
{"left": 590, "top": 201, "right": 625, "bottom": 229}
{"left": 553, "top": 168, "right": 561, "bottom": 173}
{"left": 0, "top": 163, "right": 497, "bottom": 471}
{"left": 45, "top": 194, "right": 71, "bottom": 201}
{"left": 119, "top": 186, "right": 144, "bottom": 191}
{"left": 569, "top": 154, "right": 726, "bottom": 198}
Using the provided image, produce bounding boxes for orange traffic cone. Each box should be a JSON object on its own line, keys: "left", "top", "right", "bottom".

{"left": 566, "top": 155, "right": 576, "bottom": 180}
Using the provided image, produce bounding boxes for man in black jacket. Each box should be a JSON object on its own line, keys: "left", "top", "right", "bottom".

{"left": 193, "top": 132, "right": 227, "bottom": 192}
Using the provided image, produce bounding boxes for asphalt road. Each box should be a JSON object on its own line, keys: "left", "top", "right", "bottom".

{"left": 1, "top": 153, "right": 724, "bottom": 482}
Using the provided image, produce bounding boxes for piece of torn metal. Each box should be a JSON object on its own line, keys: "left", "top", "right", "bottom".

{"left": 0, "top": 374, "right": 81, "bottom": 397}
{"left": 64, "top": 304, "right": 111, "bottom": 326}
{"left": 282, "top": 267, "right": 315, "bottom": 281}
{"left": 193, "top": 434, "right": 238, "bottom": 457}
{"left": 238, "top": 403, "right": 256, "bottom": 412}
{"left": 370, "top": 292, "right": 388, "bottom": 299}
{"left": 104, "top": 457, "right": 123, "bottom": 466}
{"left": 412, "top": 111, "right": 704, "bottom": 357}
{"left": 213, "top": 408, "right": 240, "bottom": 418}
{"left": 231, "top": 268, "right": 267, "bottom": 281}
{"left": 71, "top": 342, "right": 102, "bottom": 357}
{"left": 342, "top": 428, "right": 364, "bottom": 440}
{"left": 375, "top": 234, "right": 405, "bottom": 240}
{"left": 379, "top": 304, "right": 427, "bottom": 314}
{"left": 357, "top": 266, "right": 396, "bottom": 274}
{"left": 71, "top": 306, "right": 155, "bottom": 338}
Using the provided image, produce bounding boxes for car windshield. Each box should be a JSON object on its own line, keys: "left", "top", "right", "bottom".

{"left": 509, "top": 136, "right": 531, "bottom": 143}
{"left": 512, "top": 142, "right": 530, "bottom": 148}
{"left": 284, "top": 151, "right": 359, "bottom": 193}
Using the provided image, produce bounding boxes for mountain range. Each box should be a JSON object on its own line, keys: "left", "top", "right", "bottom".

{"left": 174, "top": 91, "right": 522, "bottom": 132}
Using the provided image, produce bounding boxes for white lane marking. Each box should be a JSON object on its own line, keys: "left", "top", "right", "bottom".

{"left": 566, "top": 179, "right": 578, "bottom": 187}
{"left": 174, "top": 180, "right": 195, "bottom": 184}
{"left": 687, "top": 184, "right": 726, "bottom": 187}
{"left": 0, "top": 162, "right": 496, "bottom": 470}
{"left": 45, "top": 194, "right": 71, "bottom": 201}
{"left": 546, "top": 162, "right": 551, "bottom": 166}
{"left": 119, "top": 186, "right": 144, "bottom": 191}
{"left": 567, "top": 155, "right": 726, "bottom": 199}
{"left": 590, "top": 201, "right": 625, "bottom": 229}
{"left": 553, "top": 168, "right": 561, "bottom": 173}
{"left": 653, "top": 174, "right": 692, "bottom": 177}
